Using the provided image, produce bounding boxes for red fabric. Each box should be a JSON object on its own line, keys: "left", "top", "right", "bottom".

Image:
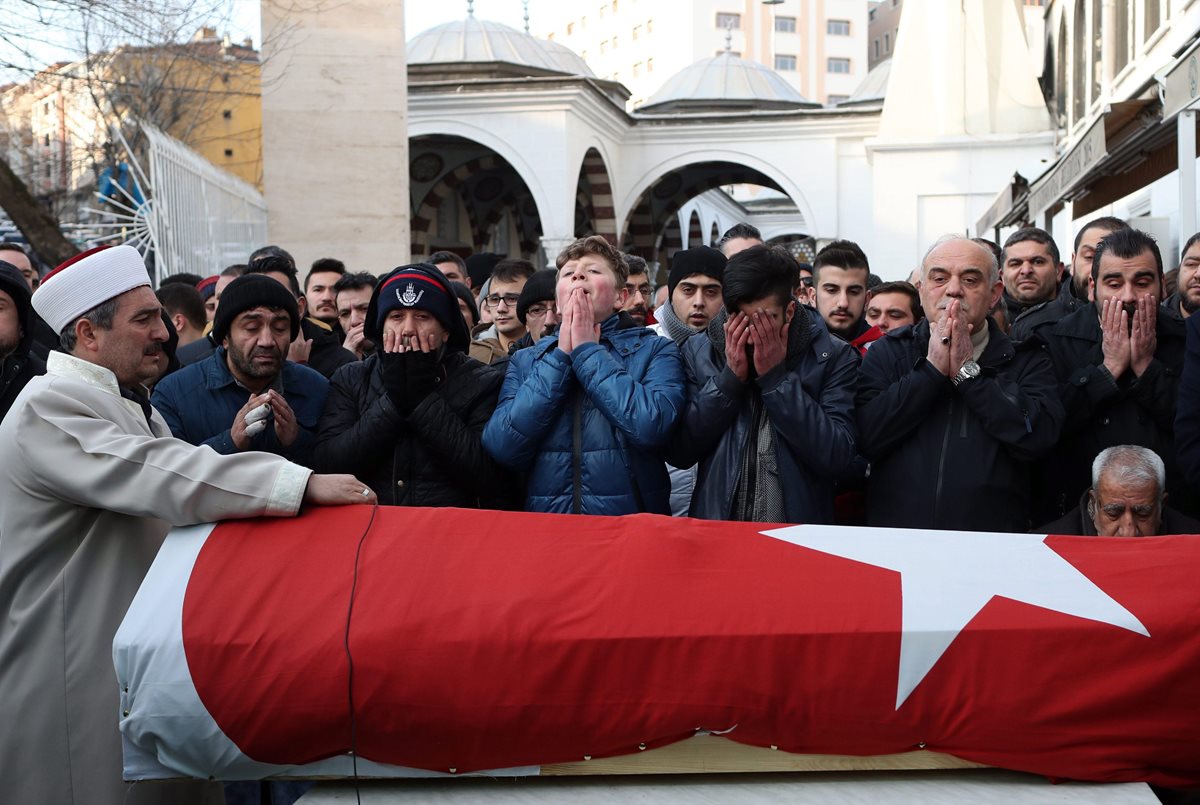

{"left": 850, "top": 324, "right": 884, "bottom": 355}
{"left": 182, "top": 508, "right": 1200, "bottom": 784}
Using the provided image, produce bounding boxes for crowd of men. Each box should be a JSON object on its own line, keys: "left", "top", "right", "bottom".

{"left": 2, "top": 215, "right": 1200, "bottom": 803}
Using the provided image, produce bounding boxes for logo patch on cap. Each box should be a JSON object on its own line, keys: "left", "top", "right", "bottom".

{"left": 398, "top": 283, "right": 424, "bottom": 306}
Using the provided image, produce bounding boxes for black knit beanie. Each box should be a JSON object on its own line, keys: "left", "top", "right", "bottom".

{"left": 668, "top": 246, "right": 727, "bottom": 298}
{"left": 516, "top": 269, "right": 558, "bottom": 324}
{"left": 211, "top": 274, "right": 300, "bottom": 344}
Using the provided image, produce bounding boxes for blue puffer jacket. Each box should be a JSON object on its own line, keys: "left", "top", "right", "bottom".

{"left": 483, "top": 313, "right": 685, "bottom": 514}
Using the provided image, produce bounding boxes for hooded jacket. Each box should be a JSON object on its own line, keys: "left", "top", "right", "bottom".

{"left": 857, "top": 318, "right": 1064, "bottom": 532}
{"left": 0, "top": 261, "right": 45, "bottom": 422}
{"left": 483, "top": 311, "right": 685, "bottom": 515}
{"left": 666, "top": 306, "right": 859, "bottom": 524}
{"left": 314, "top": 264, "right": 514, "bottom": 508}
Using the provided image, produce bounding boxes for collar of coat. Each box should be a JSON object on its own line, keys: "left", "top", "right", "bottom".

{"left": 46, "top": 351, "right": 150, "bottom": 418}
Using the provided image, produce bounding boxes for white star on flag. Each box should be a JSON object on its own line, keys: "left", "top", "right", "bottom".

{"left": 762, "top": 524, "right": 1150, "bottom": 709}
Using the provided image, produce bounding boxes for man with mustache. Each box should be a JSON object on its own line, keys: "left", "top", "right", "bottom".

{"left": 857, "top": 236, "right": 1064, "bottom": 532}
{"left": 153, "top": 274, "right": 330, "bottom": 468}
{"left": 1163, "top": 232, "right": 1200, "bottom": 320}
{"left": 999, "top": 227, "right": 1079, "bottom": 340}
{"left": 620, "top": 254, "right": 654, "bottom": 326}
{"left": 304, "top": 256, "right": 346, "bottom": 336}
{"left": 0, "top": 245, "right": 372, "bottom": 805}
{"left": 1036, "top": 228, "right": 1187, "bottom": 521}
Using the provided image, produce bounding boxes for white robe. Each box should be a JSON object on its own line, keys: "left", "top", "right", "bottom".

{"left": 0, "top": 352, "right": 311, "bottom": 805}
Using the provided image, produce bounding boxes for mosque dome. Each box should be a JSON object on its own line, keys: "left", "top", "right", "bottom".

{"left": 837, "top": 58, "right": 890, "bottom": 107}
{"left": 636, "top": 51, "right": 820, "bottom": 113}
{"left": 407, "top": 16, "right": 595, "bottom": 78}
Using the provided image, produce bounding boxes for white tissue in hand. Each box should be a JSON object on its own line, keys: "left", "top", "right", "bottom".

{"left": 243, "top": 402, "right": 270, "bottom": 437}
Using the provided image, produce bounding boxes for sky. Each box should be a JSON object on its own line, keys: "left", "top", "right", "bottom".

{"left": 0, "top": 0, "right": 563, "bottom": 81}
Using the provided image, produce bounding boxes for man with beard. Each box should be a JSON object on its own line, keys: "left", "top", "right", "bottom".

{"left": 1164, "top": 232, "right": 1200, "bottom": 320}
{"left": 1070, "top": 216, "right": 1129, "bottom": 302}
{"left": 667, "top": 245, "right": 859, "bottom": 523}
{"left": 813, "top": 240, "right": 870, "bottom": 343}
{"left": 1001, "top": 227, "right": 1078, "bottom": 340}
{"left": 620, "top": 254, "right": 654, "bottom": 326}
{"left": 858, "top": 236, "right": 1064, "bottom": 531}
{"left": 152, "top": 274, "right": 329, "bottom": 468}
{"left": 471, "top": 258, "right": 534, "bottom": 365}
{"left": 1037, "top": 227, "right": 1188, "bottom": 520}
{"left": 305, "top": 257, "right": 346, "bottom": 335}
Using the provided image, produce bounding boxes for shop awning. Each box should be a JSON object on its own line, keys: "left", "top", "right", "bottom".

{"left": 976, "top": 173, "right": 1030, "bottom": 237}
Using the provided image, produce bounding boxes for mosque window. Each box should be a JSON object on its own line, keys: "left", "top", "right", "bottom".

{"left": 716, "top": 13, "right": 741, "bottom": 30}
{"left": 633, "top": 61, "right": 642, "bottom": 76}
{"left": 826, "top": 19, "right": 848, "bottom": 36}
{"left": 827, "top": 57, "right": 850, "bottom": 74}
{"left": 647, "top": 57, "right": 653, "bottom": 71}
{"left": 633, "top": 25, "right": 641, "bottom": 40}
{"left": 647, "top": 18, "right": 653, "bottom": 33}
{"left": 613, "top": 35, "right": 619, "bottom": 48}
{"left": 567, "top": 22, "right": 574, "bottom": 35}
{"left": 776, "top": 16, "right": 797, "bottom": 33}
{"left": 774, "top": 54, "right": 797, "bottom": 71}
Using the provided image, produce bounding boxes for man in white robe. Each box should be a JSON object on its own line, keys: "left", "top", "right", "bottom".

{"left": 0, "top": 245, "right": 375, "bottom": 805}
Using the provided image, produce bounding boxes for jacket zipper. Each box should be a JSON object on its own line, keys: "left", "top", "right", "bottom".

{"left": 572, "top": 392, "right": 583, "bottom": 515}
{"left": 933, "top": 398, "right": 954, "bottom": 526}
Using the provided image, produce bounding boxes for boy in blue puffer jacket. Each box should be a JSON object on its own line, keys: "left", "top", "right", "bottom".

{"left": 483, "top": 236, "right": 685, "bottom": 515}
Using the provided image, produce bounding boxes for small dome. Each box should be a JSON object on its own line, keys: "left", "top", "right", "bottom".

{"left": 637, "top": 52, "right": 820, "bottom": 113}
{"left": 837, "top": 58, "right": 890, "bottom": 107}
{"left": 408, "top": 16, "right": 594, "bottom": 78}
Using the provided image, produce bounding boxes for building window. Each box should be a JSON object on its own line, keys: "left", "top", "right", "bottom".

{"left": 1091, "top": 0, "right": 1102, "bottom": 103}
{"left": 599, "top": 4, "right": 606, "bottom": 18}
{"left": 716, "top": 12, "right": 741, "bottom": 30}
{"left": 827, "top": 19, "right": 850, "bottom": 36}
{"left": 828, "top": 57, "right": 851, "bottom": 74}
{"left": 633, "top": 61, "right": 642, "bottom": 76}
{"left": 827, "top": 94, "right": 849, "bottom": 104}
{"left": 582, "top": 15, "right": 587, "bottom": 27}
{"left": 612, "top": 0, "right": 618, "bottom": 12}
{"left": 547, "top": 32, "right": 554, "bottom": 41}
{"left": 647, "top": 18, "right": 653, "bottom": 33}
{"left": 884, "top": 32, "right": 890, "bottom": 53}
{"left": 582, "top": 49, "right": 588, "bottom": 59}
{"left": 222, "top": 109, "right": 232, "bottom": 119}
{"left": 873, "top": 39, "right": 880, "bottom": 58}
{"left": 1113, "top": 0, "right": 1131, "bottom": 74}
{"left": 567, "top": 22, "right": 574, "bottom": 35}
{"left": 224, "top": 148, "right": 234, "bottom": 157}
{"left": 600, "top": 39, "right": 608, "bottom": 53}
{"left": 633, "top": 24, "right": 640, "bottom": 39}
{"left": 43, "top": 134, "right": 50, "bottom": 147}
{"left": 647, "top": 57, "right": 653, "bottom": 72}
{"left": 869, "top": 8, "right": 876, "bottom": 20}
{"left": 1072, "top": 0, "right": 1085, "bottom": 120}
{"left": 774, "top": 54, "right": 797, "bottom": 71}
{"left": 776, "top": 16, "right": 797, "bottom": 33}
{"left": 612, "top": 35, "right": 618, "bottom": 49}
{"left": 1143, "top": 0, "right": 1162, "bottom": 41}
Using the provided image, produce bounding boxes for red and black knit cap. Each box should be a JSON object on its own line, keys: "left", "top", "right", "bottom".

{"left": 375, "top": 264, "right": 458, "bottom": 333}
{"left": 366, "top": 263, "right": 469, "bottom": 353}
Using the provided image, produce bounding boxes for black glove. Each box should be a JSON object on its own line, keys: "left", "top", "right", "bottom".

{"left": 381, "top": 350, "right": 408, "bottom": 409}
{"left": 401, "top": 349, "right": 440, "bottom": 414}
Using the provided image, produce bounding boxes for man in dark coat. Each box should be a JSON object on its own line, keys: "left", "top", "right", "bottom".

{"left": 1036, "top": 228, "right": 1187, "bottom": 521}
{"left": 667, "top": 245, "right": 859, "bottom": 524}
{"left": 1000, "top": 226, "right": 1080, "bottom": 340}
{"left": 0, "top": 260, "right": 45, "bottom": 421}
{"left": 857, "top": 236, "right": 1064, "bottom": 532}
{"left": 315, "top": 263, "right": 513, "bottom": 508}
{"left": 1040, "top": 445, "right": 1200, "bottom": 536}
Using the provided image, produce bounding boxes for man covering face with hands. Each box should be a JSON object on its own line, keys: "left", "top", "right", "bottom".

{"left": 315, "top": 264, "right": 514, "bottom": 509}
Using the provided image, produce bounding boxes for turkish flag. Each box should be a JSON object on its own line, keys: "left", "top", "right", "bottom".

{"left": 115, "top": 507, "right": 1200, "bottom": 786}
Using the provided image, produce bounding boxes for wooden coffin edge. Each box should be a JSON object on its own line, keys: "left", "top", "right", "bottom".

{"left": 538, "top": 734, "right": 986, "bottom": 776}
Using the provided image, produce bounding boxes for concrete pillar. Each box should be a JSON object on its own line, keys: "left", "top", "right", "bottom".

{"left": 260, "top": 0, "right": 409, "bottom": 277}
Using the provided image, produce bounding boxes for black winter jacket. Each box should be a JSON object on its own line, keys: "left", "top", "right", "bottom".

{"left": 857, "top": 319, "right": 1064, "bottom": 532}
{"left": 314, "top": 262, "right": 515, "bottom": 509}
{"left": 667, "top": 309, "right": 859, "bottom": 524}
{"left": 1036, "top": 303, "right": 1187, "bottom": 519}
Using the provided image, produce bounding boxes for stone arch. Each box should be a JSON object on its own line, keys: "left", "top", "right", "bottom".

{"left": 574, "top": 147, "right": 618, "bottom": 245}
{"left": 687, "top": 210, "right": 703, "bottom": 249}
{"left": 409, "top": 132, "right": 545, "bottom": 258}
{"left": 619, "top": 149, "right": 818, "bottom": 241}
{"left": 658, "top": 214, "right": 683, "bottom": 268}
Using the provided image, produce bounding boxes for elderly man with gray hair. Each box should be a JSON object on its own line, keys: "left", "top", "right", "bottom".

{"left": 857, "top": 235, "right": 1065, "bottom": 532}
{"left": 1040, "top": 445, "right": 1200, "bottom": 536}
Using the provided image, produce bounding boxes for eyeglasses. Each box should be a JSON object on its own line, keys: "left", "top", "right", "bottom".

{"left": 526, "top": 303, "right": 558, "bottom": 318}
{"left": 798, "top": 277, "right": 814, "bottom": 288}
{"left": 482, "top": 293, "right": 520, "bottom": 309}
